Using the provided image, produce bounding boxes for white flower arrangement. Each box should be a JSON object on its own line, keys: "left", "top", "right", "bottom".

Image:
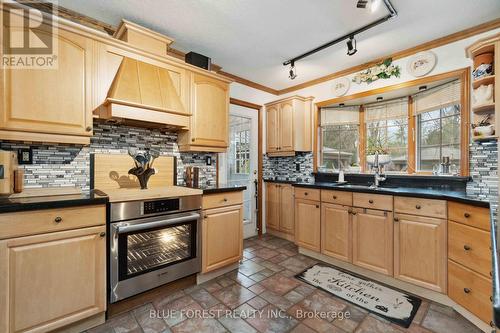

{"left": 353, "top": 58, "right": 401, "bottom": 84}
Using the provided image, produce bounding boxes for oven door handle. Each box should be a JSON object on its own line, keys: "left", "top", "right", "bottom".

{"left": 115, "top": 213, "right": 200, "bottom": 234}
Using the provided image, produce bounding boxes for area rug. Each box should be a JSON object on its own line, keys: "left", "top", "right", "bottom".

{"left": 296, "top": 263, "right": 421, "bottom": 328}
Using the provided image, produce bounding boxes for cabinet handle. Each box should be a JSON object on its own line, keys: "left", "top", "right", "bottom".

{"left": 394, "top": 217, "right": 399, "bottom": 222}
{"left": 464, "top": 212, "right": 470, "bottom": 218}
{"left": 491, "top": 296, "right": 494, "bottom": 302}
{"left": 54, "top": 216, "right": 62, "bottom": 223}
{"left": 86, "top": 126, "right": 92, "bottom": 132}
{"left": 352, "top": 211, "right": 357, "bottom": 215}
{"left": 192, "top": 138, "right": 195, "bottom": 142}
{"left": 463, "top": 245, "right": 471, "bottom": 251}
{"left": 464, "top": 288, "right": 471, "bottom": 294}
{"left": 204, "top": 215, "right": 208, "bottom": 219}
{"left": 223, "top": 198, "right": 228, "bottom": 202}
{"left": 490, "top": 321, "right": 495, "bottom": 328}
{"left": 99, "top": 232, "right": 106, "bottom": 238}
{"left": 315, "top": 205, "right": 319, "bottom": 208}
{"left": 304, "top": 192, "right": 308, "bottom": 196}
{"left": 333, "top": 195, "right": 337, "bottom": 199}
{"left": 415, "top": 205, "right": 421, "bottom": 209}
{"left": 368, "top": 199, "right": 374, "bottom": 204}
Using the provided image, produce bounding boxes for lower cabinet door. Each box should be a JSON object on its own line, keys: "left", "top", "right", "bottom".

{"left": 0, "top": 226, "right": 106, "bottom": 333}
{"left": 352, "top": 208, "right": 393, "bottom": 275}
{"left": 265, "top": 183, "right": 280, "bottom": 231}
{"left": 321, "top": 203, "right": 352, "bottom": 262}
{"left": 202, "top": 205, "right": 243, "bottom": 273}
{"left": 279, "top": 184, "right": 295, "bottom": 235}
{"left": 394, "top": 214, "right": 447, "bottom": 293}
{"left": 295, "top": 199, "right": 321, "bottom": 252}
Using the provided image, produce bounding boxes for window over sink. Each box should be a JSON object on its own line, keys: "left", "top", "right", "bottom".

{"left": 318, "top": 74, "right": 468, "bottom": 176}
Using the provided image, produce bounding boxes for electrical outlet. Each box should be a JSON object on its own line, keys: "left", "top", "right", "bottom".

{"left": 206, "top": 156, "right": 212, "bottom": 166}
{"left": 18, "top": 148, "right": 33, "bottom": 165}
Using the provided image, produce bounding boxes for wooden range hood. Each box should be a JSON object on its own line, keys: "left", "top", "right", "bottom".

{"left": 101, "top": 57, "right": 190, "bottom": 129}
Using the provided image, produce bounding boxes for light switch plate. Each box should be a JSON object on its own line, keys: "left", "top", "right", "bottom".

{"left": 18, "top": 148, "right": 33, "bottom": 165}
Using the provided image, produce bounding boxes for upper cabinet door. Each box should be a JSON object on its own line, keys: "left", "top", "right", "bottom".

{"left": 279, "top": 101, "right": 294, "bottom": 152}
{"left": 0, "top": 27, "right": 94, "bottom": 139}
{"left": 266, "top": 104, "right": 279, "bottom": 153}
{"left": 190, "top": 73, "right": 229, "bottom": 148}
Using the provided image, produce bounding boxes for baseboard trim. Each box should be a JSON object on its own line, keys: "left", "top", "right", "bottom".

{"left": 299, "top": 247, "right": 492, "bottom": 333}
{"left": 51, "top": 313, "right": 105, "bottom": 333}
{"left": 266, "top": 228, "right": 295, "bottom": 242}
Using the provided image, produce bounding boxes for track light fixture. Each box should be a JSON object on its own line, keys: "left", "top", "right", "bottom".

{"left": 347, "top": 36, "right": 357, "bottom": 56}
{"left": 289, "top": 61, "right": 297, "bottom": 80}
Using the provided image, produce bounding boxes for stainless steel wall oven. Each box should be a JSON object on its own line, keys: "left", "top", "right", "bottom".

{"left": 109, "top": 195, "right": 202, "bottom": 303}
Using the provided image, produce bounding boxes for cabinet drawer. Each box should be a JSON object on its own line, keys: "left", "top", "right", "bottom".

{"left": 294, "top": 187, "right": 320, "bottom": 201}
{"left": 321, "top": 190, "right": 352, "bottom": 206}
{"left": 448, "top": 260, "right": 492, "bottom": 324}
{"left": 448, "top": 201, "right": 490, "bottom": 231}
{"left": 394, "top": 196, "right": 446, "bottom": 218}
{"left": 449, "top": 221, "right": 492, "bottom": 277}
{"left": 0, "top": 205, "right": 105, "bottom": 240}
{"left": 203, "top": 191, "right": 243, "bottom": 210}
{"left": 353, "top": 193, "right": 393, "bottom": 211}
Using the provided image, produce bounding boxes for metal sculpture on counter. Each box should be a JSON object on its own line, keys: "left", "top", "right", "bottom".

{"left": 127, "top": 148, "right": 160, "bottom": 189}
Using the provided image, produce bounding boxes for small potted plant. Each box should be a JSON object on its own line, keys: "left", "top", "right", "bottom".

{"left": 366, "top": 139, "right": 391, "bottom": 166}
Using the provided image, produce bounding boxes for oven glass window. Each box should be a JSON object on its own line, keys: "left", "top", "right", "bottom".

{"left": 119, "top": 222, "right": 195, "bottom": 280}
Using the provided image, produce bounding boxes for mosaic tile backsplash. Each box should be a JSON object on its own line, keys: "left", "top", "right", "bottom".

{"left": 0, "top": 121, "right": 217, "bottom": 191}
{"left": 263, "top": 152, "right": 314, "bottom": 183}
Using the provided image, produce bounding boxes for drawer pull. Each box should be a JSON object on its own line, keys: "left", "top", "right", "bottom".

{"left": 368, "top": 199, "right": 374, "bottom": 204}
{"left": 204, "top": 215, "right": 208, "bottom": 219}
{"left": 394, "top": 217, "right": 399, "bottom": 222}
{"left": 463, "top": 245, "right": 471, "bottom": 251}
{"left": 54, "top": 216, "right": 63, "bottom": 223}
{"left": 99, "top": 232, "right": 106, "bottom": 238}
{"left": 352, "top": 211, "right": 357, "bottom": 215}
{"left": 305, "top": 192, "right": 308, "bottom": 196}
{"left": 315, "top": 205, "right": 319, "bottom": 208}
{"left": 464, "top": 213, "right": 470, "bottom": 218}
{"left": 464, "top": 288, "right": 471, "bottom": 294}
{"left": 333, "top": 195, "right": 337, "bottom": 199}
{"left": 223, "top": 198, "right": 228, "bottom": 202}
{"left": 415, "top": 205, "right": 421, "bottom": 209}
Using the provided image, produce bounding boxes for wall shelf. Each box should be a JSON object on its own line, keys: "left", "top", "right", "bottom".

{"left": 472, "top": 75, "right": 495, "bottom": 89}
{"left": 472, "top": 103, "right": 496, "bottom": 113}
{"left": 472, "top": 135, "right": 498, "bottom": 142}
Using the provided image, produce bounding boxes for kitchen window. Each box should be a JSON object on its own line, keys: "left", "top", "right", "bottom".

{"left": 414, "top": 81, "right": 461, "bottom": 172}
{"left": 320, "top": 107, "right": 360, "bottom": 172}
{"left": 365, "top": 99, "right": 408, "bottom": 173}
{"left": 318, "top": 78, "right": 465, "bottom": 175}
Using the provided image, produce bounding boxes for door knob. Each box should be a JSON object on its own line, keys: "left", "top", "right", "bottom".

{"left": 464, "top": 213, "right": 470, "bottom": 218}
{"left": 54, "top": 216, "right": 62, "bottom": 223}
{"left": 368, "top": 199, "right": 374, "bottom": 204}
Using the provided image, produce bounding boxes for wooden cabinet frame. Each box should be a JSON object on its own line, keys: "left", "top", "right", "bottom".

{"left": 314, "top": 68, "right": 471, "bottom": 176}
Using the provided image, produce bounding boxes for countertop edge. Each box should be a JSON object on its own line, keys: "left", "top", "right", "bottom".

{"left": 0, "top": 196, "right": 109, "bottom": 214}
{"left": 202, "top": 186, "right": 247, "bottom": 194}
{"left": 292, "top": 183, "right": 490, "bottom": 208}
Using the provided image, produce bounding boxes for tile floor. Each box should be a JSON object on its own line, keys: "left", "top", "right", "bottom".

{"left": 87, "top": 234, "right": 484, "bottom": 333}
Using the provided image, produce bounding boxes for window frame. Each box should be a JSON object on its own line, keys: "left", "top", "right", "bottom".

{"left": 313, "top": 68, "right": 470, "bottom": 176}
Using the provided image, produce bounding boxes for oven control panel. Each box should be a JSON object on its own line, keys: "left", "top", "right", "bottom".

{"left": 143, "top": 199, "right": 180, "bottom": 215}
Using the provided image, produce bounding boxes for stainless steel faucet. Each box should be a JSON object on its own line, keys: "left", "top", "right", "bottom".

{"left": 371, "top": 152, "right": 386, "bottom": 188}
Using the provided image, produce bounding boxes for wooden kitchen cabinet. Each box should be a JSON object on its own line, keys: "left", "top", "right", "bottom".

{"left": 352, "top": 208, "right": 394, "bottom": 275}
{"left": 394, "top": 213, "right": 447, "bottom": 293}
{"left": 265, "top": 182, "right": 295, "bottom": 238}
{"left": 0, "top": 26, "right": 95, "bottom": 144}
{"left": 0, "top": 226, "right": 106, "bottom": 333}
{"left": 295, "top": 198, "right": 321, "bottom": 252}
{"left": 265, "top": 96, "right": 313, "bottom": 156}
{"left": 321, "top": 203, "right": 352, "bottom": 262}
{"left": 202, "top": 204, "right": 243, "bottom": 273}
{"left": 179, "top": 72, "right": 230, "bottom": 152}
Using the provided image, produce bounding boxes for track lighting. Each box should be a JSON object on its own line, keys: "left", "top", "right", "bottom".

{"left": 289, "top": 61, "right": 297, "bottom": 80}
{"left": 347, "top": 36, "right": 357, "bottom": 56}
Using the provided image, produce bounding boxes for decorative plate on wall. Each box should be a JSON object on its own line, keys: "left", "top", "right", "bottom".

{"left": 332, "top": 77, "right": 350, "bottom": 96}
{"left": 407, "top": 51, "right": 437, "bottom": 77}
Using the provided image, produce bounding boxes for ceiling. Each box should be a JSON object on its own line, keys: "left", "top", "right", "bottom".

{"left": 48, "top": 0, "right": 500, "bottom": 90}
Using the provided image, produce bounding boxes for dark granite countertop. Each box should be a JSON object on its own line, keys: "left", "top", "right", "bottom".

{"left": 263, "top": 178, "right": 300, "bottom": 185}
{"left": 185, "top": 184, "right": 247, "bottom": 194}
{"left": 0, "top": 190, "right": 109, "bottom": 214}
{"left": 293, "top": 181, "right": 490, "bottom": 208}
